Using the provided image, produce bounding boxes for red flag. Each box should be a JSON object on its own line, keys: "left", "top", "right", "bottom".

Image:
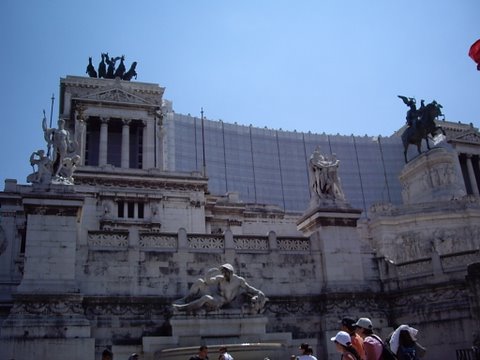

{"left": 469, "top": 39, "right": 480, "bottom": 69}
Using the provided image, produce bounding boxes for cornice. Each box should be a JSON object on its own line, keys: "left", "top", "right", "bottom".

{"left": 74, "top": 168, "right": 208, "bottom": 192}
{"left": 61, "top": 75, "right": 165, "bottom": 96}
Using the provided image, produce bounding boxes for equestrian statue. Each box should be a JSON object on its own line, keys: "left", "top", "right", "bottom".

{"left": 398, "top": 95, "right": 445, "bottom": 163}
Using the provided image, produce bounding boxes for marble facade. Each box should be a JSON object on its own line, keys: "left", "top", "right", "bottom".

{"left": 0, "top": 75, "right": 479, "bottom": 360}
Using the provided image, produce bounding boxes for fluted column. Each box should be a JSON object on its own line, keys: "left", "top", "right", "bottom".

{"left": 121, "top": 119, "right": 131, "bottom": 168}
{"left": 466, "top": 154, "right": 479, "bottom": 196}
{"left": 99, "top": 117, "right": 109, "bottom": 166}
{"left": 142, "top": 119, "right": 154, "bottom": 169}
{"left": 75, "top": 111, "right": 87, "bottom": 166}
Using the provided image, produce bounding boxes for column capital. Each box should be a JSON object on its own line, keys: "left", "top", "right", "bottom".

{"left": 100, "top": 117, "right": 109, "bottom": 124}
{"left": 122, "top": 118, "right": 132, "bottom": 126}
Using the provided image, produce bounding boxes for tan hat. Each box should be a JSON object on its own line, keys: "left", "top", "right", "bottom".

{"left": 354, "top": 317, "right": 373, "bottom": 329}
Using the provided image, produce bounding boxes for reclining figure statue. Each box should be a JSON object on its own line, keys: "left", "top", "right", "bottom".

{"left": 172, "top": 263, "right": 267, "bottom": 314}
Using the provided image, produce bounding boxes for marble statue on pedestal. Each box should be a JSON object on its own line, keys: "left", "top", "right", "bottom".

{"left": 173, "top": 263, "right": 267, "bottom": 314}
{"left": 308, "top": 146, "right": 345, "bottom": 202}
{"left": 27, "top": 114, "right": 81, "bottom": 185}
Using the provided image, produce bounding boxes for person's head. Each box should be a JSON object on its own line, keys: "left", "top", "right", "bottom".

{"left": 298, "top": 343, "right": 309, "bottom": 355}
{"left": 219, "top": 346, "right": 227, "bottom": 354}
{"left": 340, "top": 317, "right": 357, "bottom": 334}
{"left": 354, "top": 317, "right": 374, "bottom": 338}
{"left": 399, "top": 329, "right": 416, "bottom": 347}
{"left": 198, "top": 345, "right": 208, "bottom": 358}
{"left": 331, "top": 331, "right": 361, "bottom": 358}
{"left": 57, "top": 119, "right": 65, "bottom": 129}
{"left": 102, "top": 348, "right": 113, "bottom": 360}
{"left": 331, "top": 331, "right": 352, "bottom": 353}
{"left": 128, "top": 353, "right": 139, "bottom": 360}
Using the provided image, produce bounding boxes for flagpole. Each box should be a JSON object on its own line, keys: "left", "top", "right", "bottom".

{"left": 201, "top": 108, "right": 206, "bottom": 176}
{"left": 49, "top": 93, "right": 55, "bottom": 128}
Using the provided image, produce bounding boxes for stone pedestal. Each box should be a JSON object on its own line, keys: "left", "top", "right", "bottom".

{"left": 297, "top": 205, "right": 364, "bottom": 290}
{"left": 16, "top": 195, "right": 84, "bottom": 294}
{"left": 0, "top": 190, "right": 93, "bottom": 359}
{"left": 399, "top": 147, "right": 466, "bottom": 205}
{"left": 142, "top": 313, "right": 292, "bottom": 360}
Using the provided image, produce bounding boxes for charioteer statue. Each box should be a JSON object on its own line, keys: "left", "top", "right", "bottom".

{"left": 86, "top": 53, "right": 138, "bottom": 81}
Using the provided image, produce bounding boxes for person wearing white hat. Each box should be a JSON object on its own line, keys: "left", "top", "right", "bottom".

{"left": 354, "top": 318, "right": 383, "bottom": 360}
{"left": 389, "top": 324, "right": 425, "bottom": 359}
{"left": 331, "top": 331, "right": 361, "bottom": 360}
{"left": 339, "top": 317, "right": 365, "bottom": 360}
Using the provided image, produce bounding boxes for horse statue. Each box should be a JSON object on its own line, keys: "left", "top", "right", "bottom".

{"left": 86, "top": 57, "right": 97, "bottom": 78}
{"left": 114, "top": 55, "right": 126, "bottom": 79}
{"left": 122, "top": 61, "right": 137, "bottom": 81}
{"left": 400, "top": 97, "right": 445, "bottom": 163}
{"left": 98, "top": 53, "right": 107, "bottom": 79}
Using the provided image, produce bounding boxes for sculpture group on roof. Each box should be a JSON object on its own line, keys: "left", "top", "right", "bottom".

{"left": 398, "top": 95, "right": 446, "bottom": 163}
{"left": 86, "top": 53, "right": 137, "bottom": 81}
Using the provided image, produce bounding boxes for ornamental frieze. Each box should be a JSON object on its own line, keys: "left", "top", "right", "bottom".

{"left": 9, "top": 298, "right": 84, "bottom": 316}
{"left": 84, "top": 298, "right": 171, "bottom": 319}
{"left": 74, "top": 174, "right": 208, "bottom": 192}
{"left": 391, "top": 286, "right": 469, "bottom": 319}
{"left": 265, "top": 297, "right": 323, "bottom": 316}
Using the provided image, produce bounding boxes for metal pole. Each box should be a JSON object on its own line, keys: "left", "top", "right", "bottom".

{"left": 201, "top": 108, "right": 206, "bottom": 176}
{"left": 49, "top": 93, "right": 55, "bottom": 128}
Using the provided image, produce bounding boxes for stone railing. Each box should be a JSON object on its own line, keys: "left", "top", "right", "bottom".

{"left": 86, "top": 229, "right": 310, "bottom": 253}
{"left": 87, "top": 230, "right": 129, "bottom": 249}
{"left": 188, "top": 234, "right": 224, "bottom": 250}
{"left": 139, "top": 232, "right": 177, "bottom": 250}
{"left": 276, "top": 237, "right": 310, "bottom": 251}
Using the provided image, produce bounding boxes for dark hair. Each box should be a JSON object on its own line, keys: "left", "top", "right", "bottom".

{"left": 362, "top": 328, "right": 374, "bottom": 336}
{"left": 199, "top": 345, "right": 208, "bottom": 351}
{"left": 399, "top": 330, "right": 416, "bottom": 348}
{"left": 337, "top": 343, "right": 361, "bottom": 360}
{"left": 343, "top": 324, "right": 356, "bottom": 333}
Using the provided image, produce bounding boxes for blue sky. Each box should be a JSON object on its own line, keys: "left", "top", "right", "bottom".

{"left": 0, "top": 0, "right": 478, "bottom": 183}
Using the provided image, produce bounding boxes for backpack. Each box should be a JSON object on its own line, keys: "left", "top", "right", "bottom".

{"left": 397, "top": 345, "right": 418, "bottom": 360}
{"left": 371, "top": 335, "right": 398, "bottom": 360}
